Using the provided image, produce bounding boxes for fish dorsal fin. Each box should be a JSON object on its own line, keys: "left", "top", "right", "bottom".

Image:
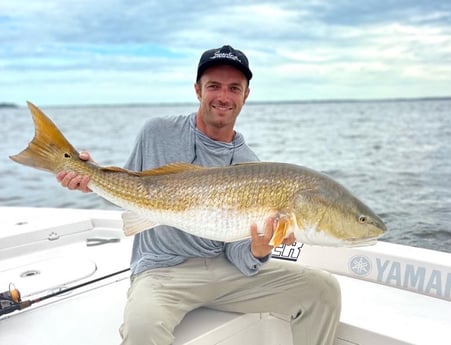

{"left": 99, "top": 163, "right": 204, "bottom": 177}
{"left": 138, "top": 163, "right": 205, "bottom": 176}
{"left": 100, "top": 166, "right": 141, "bottom": 176}
{"left": 230, "top": 162, "right": 260, "bottom": 167}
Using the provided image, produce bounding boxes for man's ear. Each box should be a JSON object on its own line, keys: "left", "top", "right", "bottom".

{"left": 194, "top": 82, "right": 202, "bottom": 101}
{"left": 244, "top": 87, "right": 250, "bottom": 103}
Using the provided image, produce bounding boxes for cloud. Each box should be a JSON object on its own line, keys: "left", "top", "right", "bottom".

{"left": 0, "top": 0, "right": 450, "bottom": 105}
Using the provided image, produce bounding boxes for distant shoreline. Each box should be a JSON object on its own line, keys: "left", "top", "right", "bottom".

{"left": 3, "top": 96, "right": 450, "bottom": 109}
{"left": 0, "top": 102, "right": 19, "bottom": 108}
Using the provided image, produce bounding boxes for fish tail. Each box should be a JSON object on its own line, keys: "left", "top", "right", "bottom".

{"left": 9, "top": 101, "right": 80, "bottom": 174}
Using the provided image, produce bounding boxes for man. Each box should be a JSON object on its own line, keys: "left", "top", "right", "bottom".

{"left": 58, "top": 45, "right": 341, "bottom": 345}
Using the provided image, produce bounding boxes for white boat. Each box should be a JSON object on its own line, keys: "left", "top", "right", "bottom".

{"left": 0, "top": 206, "right": 450, "bottom": 345}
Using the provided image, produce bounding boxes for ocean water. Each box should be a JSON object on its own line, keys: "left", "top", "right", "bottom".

{"left": 1, "top": 99, "right": 450, "bottom": 253}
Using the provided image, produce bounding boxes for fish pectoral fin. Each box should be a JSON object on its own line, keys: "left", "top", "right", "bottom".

{"left": 269, "top": 216, "right": 290, "bottom": 247}
{"left": 122, "top": 211, "right": 160, "bottom": 236}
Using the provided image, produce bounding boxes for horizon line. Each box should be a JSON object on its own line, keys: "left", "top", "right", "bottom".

{"left": 2, "top": 95, "right": 450, "bottom": 109}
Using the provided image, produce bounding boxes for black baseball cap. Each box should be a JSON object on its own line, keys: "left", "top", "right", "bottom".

{"left": 196, "top": 45, "right": 253, "bottom": 82}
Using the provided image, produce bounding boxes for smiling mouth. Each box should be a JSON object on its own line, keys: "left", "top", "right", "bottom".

{"left": 213, "top": 104, "right": 232, "bottom": 111}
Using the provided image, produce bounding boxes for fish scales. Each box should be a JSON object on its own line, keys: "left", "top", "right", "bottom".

{"left": 90, "top": 164, "right": 296, "bottom": 242}
{"left": 89, "top": 163, "right": 330, "bottom": 242}
{"left": 140, "top": 163, "right": 297, "bottom": 211}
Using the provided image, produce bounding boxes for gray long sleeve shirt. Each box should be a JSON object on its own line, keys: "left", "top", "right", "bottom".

{"left": 124, "top": 113, "right": 268, "bottom": 276}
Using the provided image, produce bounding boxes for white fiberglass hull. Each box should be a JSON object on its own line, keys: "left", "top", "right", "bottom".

{"left": 0, "top": 207, "right": 450, "bottom": 345}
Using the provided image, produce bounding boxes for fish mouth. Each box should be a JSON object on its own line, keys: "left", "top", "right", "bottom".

{"left": 345, "top": 239, "right": 378, "bottom": 247}
{"left": 344, "top": 235, "right": 382, "bottom": 247}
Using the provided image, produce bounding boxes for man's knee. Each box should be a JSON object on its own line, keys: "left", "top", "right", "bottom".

{"left": 120, "top": 306, "right": 176, "bottom": 345}
{"left": 292, "top": 267, "right": 341, "bottom": 314}
{"left": 320, "top": 271, "right": 341, "bottom": 312}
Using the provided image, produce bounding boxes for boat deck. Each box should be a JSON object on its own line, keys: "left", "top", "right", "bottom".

{"left": 0, "top": 207, "right": 450, "bottom": 344}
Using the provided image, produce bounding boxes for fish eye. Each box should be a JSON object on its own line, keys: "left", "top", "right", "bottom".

{"left": 358, "top": 215, "right": 368, "bottom": 223}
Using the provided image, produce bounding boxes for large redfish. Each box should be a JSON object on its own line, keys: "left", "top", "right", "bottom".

{"left": 10, "top": 102, "right": 386, "bottom": 247}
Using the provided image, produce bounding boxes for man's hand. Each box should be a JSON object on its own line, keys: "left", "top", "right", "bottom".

{"left": 56, "top": 151, "right": 92, "bottom": 193}
{"left": 250, "top": 217, "right": 296, "bottom": 259}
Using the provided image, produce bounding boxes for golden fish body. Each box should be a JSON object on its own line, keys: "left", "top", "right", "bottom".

{"left": 10, "top": 102, "right": 387, "bottom": 247}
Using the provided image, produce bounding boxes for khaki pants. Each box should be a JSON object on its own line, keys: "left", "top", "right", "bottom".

{"left": 120, "top": 255, "right": 341, "bottom": 345}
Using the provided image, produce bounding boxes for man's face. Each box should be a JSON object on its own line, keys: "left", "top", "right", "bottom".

{"left": 195, "top": 64, "right": 250, "bottom": 136}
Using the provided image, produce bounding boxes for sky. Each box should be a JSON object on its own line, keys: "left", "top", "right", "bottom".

{"left": 1, "top": 0, "right": 450, "bottom": 106}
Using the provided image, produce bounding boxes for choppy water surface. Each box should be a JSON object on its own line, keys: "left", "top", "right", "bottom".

{"left": 1, "top": 99, "right": 450, "bottom": 253}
